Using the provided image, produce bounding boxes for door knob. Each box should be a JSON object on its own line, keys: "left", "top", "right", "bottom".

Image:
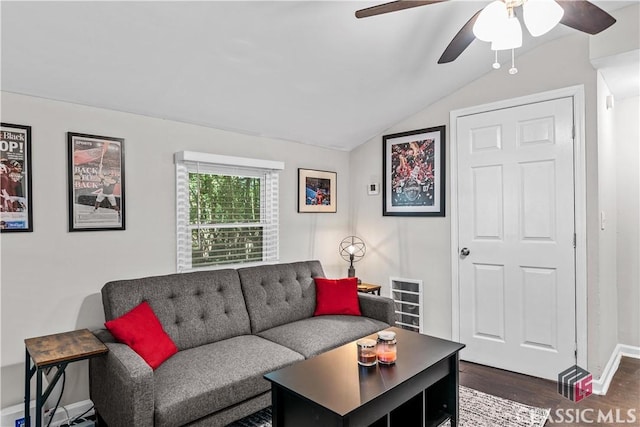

{"left": 460, "top": 247, "right": 470, "bottom": 257}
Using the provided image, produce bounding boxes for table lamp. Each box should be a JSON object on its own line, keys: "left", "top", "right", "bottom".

{"left": 339, "top": 236, "right": 366, "bottom": 279}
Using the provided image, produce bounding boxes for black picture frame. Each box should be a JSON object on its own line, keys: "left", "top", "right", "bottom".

{"left": 0, "top": 122, "right": 33, "bottom": 232}
{"left": 298, "top": 168, "right": 337, "bottom": 213}
{"left": 67, "top": 132, "right": 125, "bottom": 231}
{"left": 383, "top": 126, "right": 446, "bottom": 217}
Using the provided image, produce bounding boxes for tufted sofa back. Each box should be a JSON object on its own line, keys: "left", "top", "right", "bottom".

{"left": 102, "top": 269, "right": 251, "bottom": 351}
{"left": 238, "top": 260, "right": 325, "bottom": 333}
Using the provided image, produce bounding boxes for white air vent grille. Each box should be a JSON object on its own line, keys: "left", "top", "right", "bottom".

{"left": 390, "top": 277, "right": 423, "bottom": 333}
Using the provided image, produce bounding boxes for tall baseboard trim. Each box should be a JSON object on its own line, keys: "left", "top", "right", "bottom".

{"left": 592, "top": 344, "right": 640, "bottom": 395}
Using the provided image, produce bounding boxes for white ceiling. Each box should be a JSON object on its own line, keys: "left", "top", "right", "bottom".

{"left": 1, "top": 1, "right": 636, "bottom": 151}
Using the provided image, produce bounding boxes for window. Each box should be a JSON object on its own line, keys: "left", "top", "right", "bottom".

{"left": 175, "top": 151, "right": 284, "bottom": 272}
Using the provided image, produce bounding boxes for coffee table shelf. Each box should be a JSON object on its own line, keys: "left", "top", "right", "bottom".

{"left": 265, "top": 327, "right": 465, "bottom": 427}
{"left": 364, "top": 377, "right": 453, "bottom": 427}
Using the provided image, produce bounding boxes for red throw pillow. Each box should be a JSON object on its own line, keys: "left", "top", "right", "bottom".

{"left": 105, "top": 301, "right": 177, "bottom": 370}
{"left": 314, "top": 277, "right": 362, "bottom": 316}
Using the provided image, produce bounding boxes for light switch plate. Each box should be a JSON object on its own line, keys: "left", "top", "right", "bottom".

{"left": 368, "top": 183, "right": 379, "bottom": 195}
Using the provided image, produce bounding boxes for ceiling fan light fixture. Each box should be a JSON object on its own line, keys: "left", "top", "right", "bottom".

{"left": 523, "top": 0, "right": 564, "bottom": 37}
{"left": 354, "top": 0, "right": 617, "bottom": 69}
{"left": 473, "top": 0, "right": 508, "bottom": 42}
{"left": 490, "top": 16, "right": 523, "bottom": 51}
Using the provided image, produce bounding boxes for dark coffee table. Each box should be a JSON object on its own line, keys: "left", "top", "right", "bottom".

{"left": 264, "top": 327, "right": 465, "bottom": 427}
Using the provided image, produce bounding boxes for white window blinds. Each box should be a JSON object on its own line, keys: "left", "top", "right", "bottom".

{"left": 175, "top": 151, "right": 284, "bottom": 272}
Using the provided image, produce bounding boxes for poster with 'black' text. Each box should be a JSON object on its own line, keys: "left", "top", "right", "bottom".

{"left": 0, "top": 123, "right": 33, "bottom": 232}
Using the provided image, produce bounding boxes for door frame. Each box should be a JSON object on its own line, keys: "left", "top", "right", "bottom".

{"left": 449, "top": 85, "right": 587, "bottom": 370}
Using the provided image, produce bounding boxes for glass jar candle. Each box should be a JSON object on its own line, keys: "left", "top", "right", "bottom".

{"left": 376, "top": 331, "right": 397, "bottom": 364}
{"left": 356, "top": 338, "right": 378, "bottom": 366}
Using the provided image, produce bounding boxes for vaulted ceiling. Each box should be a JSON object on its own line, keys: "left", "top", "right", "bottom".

{"left": 1, "top": 1, "right": 636, "bottom": 151}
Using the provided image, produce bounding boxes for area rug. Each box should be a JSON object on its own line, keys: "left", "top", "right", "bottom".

{"left": 226, "top": 386, "right": 550, "bottom": 427}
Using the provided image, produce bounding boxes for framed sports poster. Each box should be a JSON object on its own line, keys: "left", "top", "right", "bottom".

{"left": 67, "top": 132, "right": 125, "bottom": 231}
{"left": 297, "top": 168, "right": 337, "bottom": 213}
{"left": 0, "top": 123, "right": 33, "bottom": 232}
{"left": 383, "top": 126, "right": 445, "bottom": 217}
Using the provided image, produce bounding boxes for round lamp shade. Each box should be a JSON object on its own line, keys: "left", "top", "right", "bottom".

{"left": 339, "top": 236, "right": 366, "bottom": 263}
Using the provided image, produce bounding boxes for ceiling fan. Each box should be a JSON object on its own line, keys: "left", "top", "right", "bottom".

{"left": 355, "top": 0, "right": 616, "bottom": 65}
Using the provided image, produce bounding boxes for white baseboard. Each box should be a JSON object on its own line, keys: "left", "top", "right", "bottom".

{"left": 0, "top": 399, "right": 93, "bottom": 427}
{"left": 592, "top": 343, "right": 640, "bottom": 395}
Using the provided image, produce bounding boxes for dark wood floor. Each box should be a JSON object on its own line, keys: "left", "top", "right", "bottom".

{"left": 459, "top": 357, "right": 640, "bottom": 426}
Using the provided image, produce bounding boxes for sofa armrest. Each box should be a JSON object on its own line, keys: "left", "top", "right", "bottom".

{"left": 89, "top": 329, "right": 155, "bottom": 427}
{"left": 358, "top": 293, "right": 395, "bottom": 326}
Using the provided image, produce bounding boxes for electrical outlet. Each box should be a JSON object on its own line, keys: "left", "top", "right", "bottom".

{"left": 2, "top": 399, "right": 93, "bottom": 427}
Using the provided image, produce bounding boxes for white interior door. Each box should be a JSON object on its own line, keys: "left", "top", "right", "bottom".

{"left": 456, "top": 97, "right": 576, "bottom": 380}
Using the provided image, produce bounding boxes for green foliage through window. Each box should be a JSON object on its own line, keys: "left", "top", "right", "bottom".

{"left": 189, "top": 173, "right": 263, "bottom": 266}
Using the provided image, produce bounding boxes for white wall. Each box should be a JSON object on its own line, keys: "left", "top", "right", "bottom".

{"left": 0, "top": 92, "right": 351, "bottom": 407}
{"left": 590, "top": 1, "right": 640, "bottom": 359}
{"left": 350, "top": 33, "right": 610, "bottom": 374}
{"left": 595, "top": 72, "right": 620, "bottom": 373}
{"left": 615, "top": 95, "right": 640, "bottom": 347}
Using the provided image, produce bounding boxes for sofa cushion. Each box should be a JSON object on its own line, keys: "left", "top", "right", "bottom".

{"left": 238, "top": 261, "right": 325, "bottom": 333}
{"left": 258, "top": 315, "right": 389, "bottom": 358}
{"left": 105, "top": 301, "right": 178, "bottom": 369}
{"left": 153, "top": 335, "right": 304, "bottom": 427}
{"left": 313, "top": 277, "right": 361, "bottom": 316}
{"left": 102, "top": 270, "right": 251, "bottom": 351}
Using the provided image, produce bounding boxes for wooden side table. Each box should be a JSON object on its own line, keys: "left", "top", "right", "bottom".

{"left": 357, "top": 283, "right": 382, "bottom": 296}
{"left": 24, "top": 329, "right": 108, "bottom": 427}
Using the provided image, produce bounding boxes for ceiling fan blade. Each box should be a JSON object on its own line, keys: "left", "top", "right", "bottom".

{"left": 438, "top": 9, "right": 482, "bottom": 64}
{"left": 556, "top": 0, "right": 616, "bottom": 35}
{"left": 355, "top": 0, "right": 448, "bottom": 19}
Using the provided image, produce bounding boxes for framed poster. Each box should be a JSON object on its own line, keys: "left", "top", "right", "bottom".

{"left": 0, "top": 123, "right": 33, "bottom": 232}
{"left": 68, "top": 132, "right": 125, "bottom": 231}
{"left": 298, "top": 168, "right": 337, "bottom": 213}
{"left": 383, "top": 126, "right": 445, "bottom": 217}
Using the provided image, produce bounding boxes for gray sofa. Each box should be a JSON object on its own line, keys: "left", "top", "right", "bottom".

{"left": 89, "top": 260, "right": 394, "bottom": 427}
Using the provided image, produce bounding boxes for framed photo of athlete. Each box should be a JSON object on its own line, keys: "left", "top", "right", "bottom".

{"left": 297, "top": 168, "right": 337, "bottom": 213}
{"left": 67, "top": 132, "right": 125, "bottom": 231}
{"left": 382, "top": 126, "right": 445, "bottom": 217}
{"left": 0, "top": 123, "right": 33, "bottom": 232}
